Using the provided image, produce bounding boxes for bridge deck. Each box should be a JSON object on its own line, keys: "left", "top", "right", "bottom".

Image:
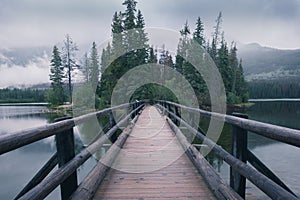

{"left": 94, "top": 106, "right": 216, "bottom": 200}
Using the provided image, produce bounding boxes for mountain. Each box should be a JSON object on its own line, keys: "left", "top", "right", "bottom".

{"left": 237, "top": 43, "right": 300, "bottom": 81}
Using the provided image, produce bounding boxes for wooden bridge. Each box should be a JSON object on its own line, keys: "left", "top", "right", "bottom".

{"left": 0, "top": 101, "right": 299, "bottom": 200}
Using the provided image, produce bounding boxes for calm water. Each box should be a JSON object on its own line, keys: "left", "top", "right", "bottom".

{"left": 0, "top": 105, "right": 97, "bottom": 200}
{"left": 206, "top": 101, "right": 300, "bottom": 199}
{"left": 0, "top": 103, "right": 299, "bottom": 199}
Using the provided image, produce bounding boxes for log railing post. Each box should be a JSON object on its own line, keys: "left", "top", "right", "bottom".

{"left": 54, "top": 116, "right": 78, "bottom": 200}
{"left": 230, "top": 113, "right": 248, "bottom": 199}
{"left": 109, "top": 111, "right": 118, "bottom": 143}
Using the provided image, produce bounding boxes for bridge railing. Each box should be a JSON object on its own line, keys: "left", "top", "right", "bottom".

{"left": 157, "top": 100, "right": 300, "bottom": 200}
{"left": 0, "top": 101, "right": 144, "bottom": 200}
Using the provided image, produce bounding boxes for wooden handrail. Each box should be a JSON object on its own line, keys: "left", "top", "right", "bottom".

{"left": 0, "top": 103, "right": 133, "bottom": 155}
{"left": 167, "top": 117, "right": 243, "bottom": 200}
{"left": 157, "top": 103, "right": 298, "bottom": 200}
{"left": 18, "top": 104, "right": 144, "bottom": 200}
{"left": 159, "top": 100, "right": 300, "bottom": 147}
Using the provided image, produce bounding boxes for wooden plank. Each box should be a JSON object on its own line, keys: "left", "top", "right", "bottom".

{"left": 167, "top": 117, "right": 242, "bottom": 200}
{"left": 94, "top": 106, "right": 216, "bottom": 200}
{"left": 18, "top": 105, "right": 143, "bottom": 200}
{"left": 70, "top": 125, "right": 134, "bottom": 200}
{"left": 159, "top": 104, "right": 299, "bottom": 200}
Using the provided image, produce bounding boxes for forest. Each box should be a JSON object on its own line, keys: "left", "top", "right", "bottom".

{"left": 248, "top": 77, "right": 300, "bottom": 99}
{"left": 98, "top": 0, "right": 248, "bottom": 108}
{"left": 0, "top": 88, "right": 47, "bottom": 103}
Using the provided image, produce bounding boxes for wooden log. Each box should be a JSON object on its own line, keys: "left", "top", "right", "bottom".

{"left": 18, "top": 105, "right": 143, "bottom": 200}
{"left": 0, "top": 103, "right": 132, "bottom": 155}
{"left": 161, "top": 101, "right": 300, "bottom": 148}
{"left": 14, "top": 153, "right": 58, "bottom": 200}
{"left": 54, "top": 117, "right": 78, "bottom": 200}
{"left": 70, "top": 122, "right": 135, "bottom": 200}
{"left": 230, "top": 113, "right": 248, "bottom": 198}
{"left": 247, "top": 149, "right": 296, "bottom": 196}
{"left": 167, "top": 118, "right": 243, "bottom": 200}
{"left": 157, "top": 104, "right": 298, "bottom": 200}
{"left": 109, "top": 111, "right": 118, "bottom": 143}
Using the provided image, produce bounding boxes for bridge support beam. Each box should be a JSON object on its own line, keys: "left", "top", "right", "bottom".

{"left": 230, "top": 113, "right": 248, "bottom": 199}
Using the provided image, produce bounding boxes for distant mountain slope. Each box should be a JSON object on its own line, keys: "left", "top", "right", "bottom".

{"left": 238, "top": 43, "right": 300, "bottom": 79}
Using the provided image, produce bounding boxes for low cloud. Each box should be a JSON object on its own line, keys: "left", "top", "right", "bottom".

{"left": 0, "top": 54, "right": 50, "bottom": 88}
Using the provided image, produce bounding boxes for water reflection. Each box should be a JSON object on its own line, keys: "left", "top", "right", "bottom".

{"left": 200, "top": 101, "right": 300, "bottom": 199}
{"left": 0, "top": 106, "right": 97, "bottom": 200}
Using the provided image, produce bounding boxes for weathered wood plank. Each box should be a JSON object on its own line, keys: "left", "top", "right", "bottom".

{"left": 94, "top": 106, "right": 216, "bottom": 200}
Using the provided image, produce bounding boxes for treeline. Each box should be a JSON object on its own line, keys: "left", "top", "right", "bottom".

{"left": 0, "top": 88, "right": 47, "bottom": 103}
{"left": 99, "top": 0, "right": 248, "bottom": 107}
{"left": 248, "top": 78, "right": 300, "bottom": 99}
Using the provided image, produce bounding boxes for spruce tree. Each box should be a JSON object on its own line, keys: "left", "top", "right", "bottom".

{"left": 89, "top": 42, "right": 100, "bottom": 92}
{"left": 47, "top": 46, "right": 66, "bottom": 106}
{"left": 229, "top": 43, "right": 238, "bottom": 94}
{"left": 193, "top": 17, "right": 205, "bottom": 47}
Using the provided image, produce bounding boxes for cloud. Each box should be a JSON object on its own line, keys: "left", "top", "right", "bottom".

{"left": 0, "top": 54, "right": 50, "bottom": 88}
{"left": 0, "top": 0, "right": 299, "bottom": 49}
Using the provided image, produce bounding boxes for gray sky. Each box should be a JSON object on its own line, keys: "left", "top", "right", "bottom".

{"left": 0, "top": 0, "right": 299, "bottom": 87}
{"left": 1, "top": 0, "right": 300, "bottom": 49}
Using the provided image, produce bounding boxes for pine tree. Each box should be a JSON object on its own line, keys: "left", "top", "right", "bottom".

{"left": 136, "top": 10, "right": 149, "bottom": 65}
{"left": 217, "top": 33, "right": 231, "bottom": 93}
{"left": 81, "top": 53, "right": 90, "bottom": 83}
{"left": 193, "top": 17, "right": 205, "bottom": 47}
{"left": 229, "top": 43, "right": 238, "bottom": 93}
{"left": 111, "top": 12, "right": 124, "bottom": 57}
{"left": 89, "top": 42, "right": 100, "bottom": 92}
{"left": 62, "top": 34, "right": 78, "bottom": 104}
{"left": 47, "top": 46, "right": 66, "bottom": 106}
{"left": 175, "top": 21, "right": 190, "bottom": 74}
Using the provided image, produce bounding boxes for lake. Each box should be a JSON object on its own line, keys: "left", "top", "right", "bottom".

{"left": 206, "top": 101, "right": 300, "bottom": 199}
{"left": 0, "top": 102, "right": 299, "bottom": 199}
{"left": 0, "top": 105, "right": 97, "bottom": 200}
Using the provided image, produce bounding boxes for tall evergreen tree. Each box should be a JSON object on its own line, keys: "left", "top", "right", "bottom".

{"left": 229, "top": 43, "right": 238, "bottom": 93}
{"left": 136, "top": 10, "right": 149, "bottom": 65}
{"left": 193, "top": 17, "right": 205, "bottom": 47}
{"left": 89, "top": 42, "right": 100, "bottom": 92}
{"left": 47, "top": 46, "right": 66, "bottom": 106}
{"left": 217, "top": 33, "right": 231, "bottom": 92}
{"left": 175, "top": 21, "right": 190, "bottom": 74}
{"left": 62, "top": 34, "right": 78, "bottom": 104}
{"left": 81, "top": 53, "right": 90, "bottom": 83}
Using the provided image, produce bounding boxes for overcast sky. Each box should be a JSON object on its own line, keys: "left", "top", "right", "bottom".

{"left": 0, "top": 0, "right": 299, "bottom": 88}
{"left": 1, "top": 0, "right": 300, "bottom": 49}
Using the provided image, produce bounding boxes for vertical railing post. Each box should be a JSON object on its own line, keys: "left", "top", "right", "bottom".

{"left": 54, "top": 116, "right": 78, "bottom": 200}
{"left": 109, "top": 111, "right": 117, "bottom": 143}
{"left": 167, "top": 103, "right": 171, "bottom": 119}
{"left": 172, "top": 104, "right": 177, "bottom": 125}
{"left": 230, "top": 113, "right": 248, "bottom": 199}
